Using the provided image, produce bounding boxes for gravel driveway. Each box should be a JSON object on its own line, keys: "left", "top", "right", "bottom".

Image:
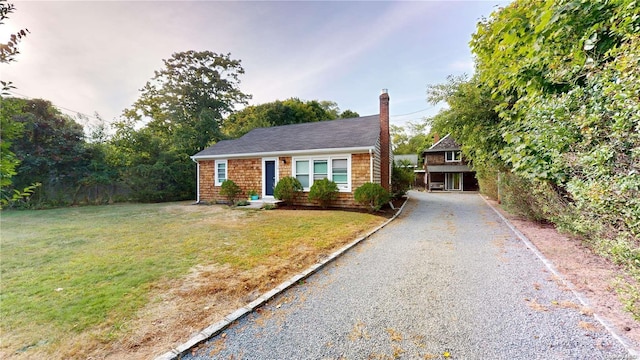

{"left": 184, "top": 191, "right": 633, "bottom": 359}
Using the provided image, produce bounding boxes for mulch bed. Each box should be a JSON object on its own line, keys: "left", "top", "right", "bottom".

{"left": 274, "top": 197, "right": 406, "bottom": 218}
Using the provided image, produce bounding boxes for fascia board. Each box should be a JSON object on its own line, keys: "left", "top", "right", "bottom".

{"left": 191, "top": 146, "right": 375, "bottom": 161}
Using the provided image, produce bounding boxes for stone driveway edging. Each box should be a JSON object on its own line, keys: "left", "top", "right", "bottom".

{"left": 480, "top": 194, "right": 639, "bottom": 358}
{"left": 154, "top": 197, "right": 410, "bottom": 360}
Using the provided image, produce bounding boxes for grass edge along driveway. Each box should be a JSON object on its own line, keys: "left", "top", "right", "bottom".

{"left": 0, "top": 201, "right": 388, "bottom": 359}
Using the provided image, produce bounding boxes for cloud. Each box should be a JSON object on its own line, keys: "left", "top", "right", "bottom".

{"left": 2, "top": 0, "right": 505, "bottom": 127}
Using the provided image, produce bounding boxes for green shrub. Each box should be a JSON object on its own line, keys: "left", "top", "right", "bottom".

{"left": 354, "top": 182, "right": 390, "bottom": 212}
{"left": 391, "top": 162, "right": 414, "bottom": 198}
{"left": 235, "top": 199, "right": 250, "bottom": 206}
{"left": 477, "top": 170, "right": 499, "bottom": 200}
{"left": 308, "top": 178, "right": 338, "bottom": 208}
{"left": 219, "top": 180, "right": 242, "bottom": 204}
{"left": 274, "top": 176, "right": 302, "bottom": 205}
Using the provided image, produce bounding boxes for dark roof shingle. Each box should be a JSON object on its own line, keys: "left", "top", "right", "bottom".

{"left": 424, "top": 134, "right": 461, "bottom": 153}
{"left": 193, "top": 115, "right": 380, "bottom": 158}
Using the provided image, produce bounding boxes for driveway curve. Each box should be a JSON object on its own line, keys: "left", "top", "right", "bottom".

{"left": 184, "top": 191, "right": 632, "bottom": 359}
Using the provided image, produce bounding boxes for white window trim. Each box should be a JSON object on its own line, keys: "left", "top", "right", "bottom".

{"left": 292, "top": 154, "right": 352, "bottom": 192}
{"left": 214, "top": 159, "right": 228, "bottom": 186}
{"left": 445, "top": 151, "right": 462, "bottom": 163}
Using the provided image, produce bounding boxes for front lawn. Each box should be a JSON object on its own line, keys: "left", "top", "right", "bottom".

{"left": 0, "top": 202, "right": 388, "bottom": 359}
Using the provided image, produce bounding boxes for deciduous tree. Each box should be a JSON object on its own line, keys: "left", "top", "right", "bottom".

{"left": 222, "top": 98, "right": 350, "bottom": 138}
{"left": 117, "top": 51, "right": 250, "bottom": 201}
{"left": 8, "top": 99, "right": 92, "bottom": 205}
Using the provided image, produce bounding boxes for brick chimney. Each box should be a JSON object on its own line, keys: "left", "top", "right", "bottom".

{"left": 433, "top": 132, "right": 440, "bottom": 144}
{"left": 379, "top": 89, "right": 390, "bottom": 191}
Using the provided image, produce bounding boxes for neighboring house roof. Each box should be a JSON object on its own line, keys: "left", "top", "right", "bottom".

{"left": 192, "top": 115, "right": 380, "bottom": 159}
{"left": 393, "top": 154, "right": 418, "bottom": 166}
{"left": 423, "top": 134, "right": 461, "bottom": 153}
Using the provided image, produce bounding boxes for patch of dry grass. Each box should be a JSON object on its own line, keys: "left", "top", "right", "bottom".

{"left": 0, "top": 202, "right": 387, "bottom": 359}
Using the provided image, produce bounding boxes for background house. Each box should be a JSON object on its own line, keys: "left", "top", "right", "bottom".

{"left": 191, "top": 90, "right": 393, "bottom": 207}
{"left": 422, "top": 134, "right": 478, "bottom": 191}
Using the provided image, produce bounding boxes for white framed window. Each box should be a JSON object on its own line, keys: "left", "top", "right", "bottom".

{"left": 332, "top": 158, "right": 348, "bottom": 188}
{"left": 293, "top": 155, "right": 351, "bottom": 192}
{"left": 295, "top": 160, "right": 310, "bottom": 188}
{"left": 445, "top": 151, "right": 461, "bottom": 162}
{"left": 313, "top": 160, "right": 328, "bottom": 181}
{"left": 215, "top": 159, "right": 227, "bottom": 186}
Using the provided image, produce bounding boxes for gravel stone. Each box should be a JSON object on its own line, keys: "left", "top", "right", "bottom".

{"left": 184, "top": 192, "right": 634, "bottom": 360}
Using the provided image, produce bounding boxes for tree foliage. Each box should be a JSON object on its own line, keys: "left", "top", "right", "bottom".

{"left": 124, "top": 51, "right": 250, "bottom": 154}
{"left": 116, "top": 51, "right": 250, "bottom": 201}
{"left": 390, "top": 122, "right": 431, "bottom": 156}
{"left": 0, "top": 97, "right": 23, "bottom": 188}
{"left": 391, "top": 162, "right": 414, "bottom": 199}
{"left": 0, "top": 0, "right": 29, "bottom": 65}
{"left": 0, "top": 0, "right": 29, "bottom": 205}
{"left": 6, "top": 99, "right": 94, "bottom": 206}
{"left": 426, "top": 75, "right": 504, "bottom": 185}
{"left": 339, "top": 109, "right": 360, "bottom": 119}
{"left": 222, "top": 98, "right": 357, "bottom": 138}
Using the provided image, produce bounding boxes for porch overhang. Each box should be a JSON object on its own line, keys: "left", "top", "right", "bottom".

{"left": 426, "top": 165, "right": 473, "bottom": 173}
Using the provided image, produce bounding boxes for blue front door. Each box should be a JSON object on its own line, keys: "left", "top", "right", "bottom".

{"left": 265, "top": 160, "right": 276, "bottom": 196}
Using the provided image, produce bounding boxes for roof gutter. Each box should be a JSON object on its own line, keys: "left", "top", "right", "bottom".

{"left": 191, "top": 146, "right": 376, "bottom": 161}
{"left": 369, "top": 148, "right": 373, "bottom": 183}
{"left": 190, "top": 156, "right": 200, "bottom": 203}
{"left": 195, "top": 161, "right": 200, "bottom": 203}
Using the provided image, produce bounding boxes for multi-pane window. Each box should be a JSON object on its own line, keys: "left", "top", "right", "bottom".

{"left": 332, "top": 159, "right": 348, "bottom": 189}
{"left": 294, "top": 156, "right": 350, "bottom": 191}
{"left": 295, "top": 160, "right": 309, "bottom": 188}
{"left": 445, "top": 151, "right": 461, "bottom": 162}
{"left": 215, "top": 160, "right": 227, "bottom": 186}
{"left": 313, "top": 160, "right": 328, "bottom": 180}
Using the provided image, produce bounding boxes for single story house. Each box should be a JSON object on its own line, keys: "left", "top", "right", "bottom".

{"left": 422, "top": 134, "right": 478, "bottom": 191}
{"left": 191, "top": 90, "right": 393, "bottom": 207}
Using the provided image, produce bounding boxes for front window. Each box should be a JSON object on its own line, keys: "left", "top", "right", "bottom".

{"left": 445, "top": 151, "right": 461, "bottom": 162}
{"left": 215, "top": 160, "right": 227, "bottom": 186}
{"left": 293, "top": 155, "right": 350, "bottom": 191}
{"left": 295, "top": 160, "right": 310, "bottom": 188}
{"left": 332, "top": 159, "right": 348, "bottom": 189}
{"left": 313, "top": 160, "right": 328, "bottom": 181}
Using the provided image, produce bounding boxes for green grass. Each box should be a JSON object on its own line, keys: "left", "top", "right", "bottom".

{"left": 0, "top": 202, "right": 386, "bottom": 357}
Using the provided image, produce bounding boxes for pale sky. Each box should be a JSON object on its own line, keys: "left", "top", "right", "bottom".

{"left": 1, "top": 0, "right": 506, "bottom": 130}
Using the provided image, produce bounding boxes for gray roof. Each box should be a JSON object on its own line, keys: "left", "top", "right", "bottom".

{"left": 423, "top": 134, "right": 461, "bottom": 153}
{"left": 427, "top": 164, "right": 472, "bottom": 173}
{"left": 394, "top": 154, "right": 419, "bottom": 166}
{"left": 193, "top": 115, "right": 380, "bottom": 158}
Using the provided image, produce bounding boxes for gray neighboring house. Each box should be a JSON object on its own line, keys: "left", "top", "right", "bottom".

{"left": 422, "top": 134, "right": 478, "bottom": 191}
{"left": 190, "top": 91, "right": 393, "bottom": 207}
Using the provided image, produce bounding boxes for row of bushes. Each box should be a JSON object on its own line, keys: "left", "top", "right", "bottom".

{"left": 219, "top": 170, "right": 414, "bottom": 212}
{"left": 220, "top": 177, "right": 392, "bottom": 212}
